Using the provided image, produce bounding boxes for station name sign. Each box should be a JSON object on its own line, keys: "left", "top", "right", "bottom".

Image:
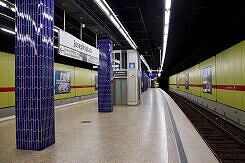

{"left": 74, "top": 40, "right": 92, "bottom": 54}
{"left": 58, "top": 29, "right": 99, "bottom": 65}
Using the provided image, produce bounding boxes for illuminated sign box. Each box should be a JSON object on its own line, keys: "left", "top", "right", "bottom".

{"left": 149, "top": 73, "right": 155, "bottom": 77}
{"left": 58, "top": 29, "right": 99, "bottom": 65}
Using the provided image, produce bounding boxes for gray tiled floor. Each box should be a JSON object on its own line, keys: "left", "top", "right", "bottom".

{"left": 0, "top": 89, "right": 218, "bottom": 163}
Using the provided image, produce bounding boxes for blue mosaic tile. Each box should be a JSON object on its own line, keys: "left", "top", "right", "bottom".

{"left": 98, "top": 39, "right": 113, "bottom": 112}
{"left": 141, "top": 71, "right": 149, "bottom": 92}
{"left": 15, "top": 0, "right": 55, "bottom": 151}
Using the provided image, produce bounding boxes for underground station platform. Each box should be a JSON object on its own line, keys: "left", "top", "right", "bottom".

{"left": 0, "top": 89, "right": 219, "bottom": 163}
{"left": 0, "top": 0, "right": 245, "bottom": 162}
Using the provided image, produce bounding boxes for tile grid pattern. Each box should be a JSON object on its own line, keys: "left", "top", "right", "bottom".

{"left": 15, "top": 0, "right": 55, "bottom": 150}
{"left": 98, "top": 39, "right": 113, "bottom": 112}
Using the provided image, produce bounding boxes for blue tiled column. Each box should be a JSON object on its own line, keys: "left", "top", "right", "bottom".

{"left": 98, "top": 38, "right": 113, "bottom": 112}
{"left": 15, "top": 0, "right": 55, "bottom": 150}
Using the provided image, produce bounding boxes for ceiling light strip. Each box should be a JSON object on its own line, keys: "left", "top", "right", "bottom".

{"left": 160, "top": 0, "right": 172, "bottom": 71}
{"left": 0, "top": 1, "right": 7, "bottom": 7}
{"left": 93, "top": 0, "right": 137, "bottom": 49}
{"left": 140, "top": 55, "right": 151, "bottom": 73}
{"left": 0, "top": 0, "right": 15, "bottom": 12}
{"left": 0, "top": 27, "right": 15, "bottom": 34}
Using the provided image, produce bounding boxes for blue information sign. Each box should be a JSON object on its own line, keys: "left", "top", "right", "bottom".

{"left": 149, "top": 73, "right": 155, "bottom": 77}
{"left": 129, "top": 62, "right": 135, "bottom": 69}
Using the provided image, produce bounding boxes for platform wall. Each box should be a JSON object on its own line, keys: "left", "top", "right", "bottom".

{"left": 169, "top": 40, "right": 245, "bottom": 111}
{"left": 0, "top": 52, "right": 98, "bottom": 109}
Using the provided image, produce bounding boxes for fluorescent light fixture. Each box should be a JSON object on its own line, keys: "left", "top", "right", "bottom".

{"left": 54, "top": 26, "right": 61, "bottom": 33}
{"left": 160, "top": 0, "right": 172, "bottom": 71}
{"left": 11, "top": 7, "right": 15, "bottom": 12}
{"left": 165, "top": 0, "right": 172, "bottom": 9}
{"left": 164, "top": 26, "right": 169, "bottom": 35}
{"left": 93, "top": 0, "right": 137, "bottom": 50}
{"left": 54, "top": 28, "right": 59, "bottom": 33}
{"left": 109, "top": 15, "right": 120, "bottom": 29}
{"left": 94, "top": 0, "right": 110, "bottom": 16}
{"left": 140, "top": 55, "right": 151, "bottom": 73}
{"left": 163, "top": 35, "right": 168, "bottom": 42}
{"left": 119, "top": 28, "right": 127, "bottom": 38}
{"left": 0, "top": 27, "right": 15, "bottom": 34}
{"left": 0, "top": 1, "right": 7, "bottom": 8}
{"left": 0, "top": 1, "right": 15, "bottom": 12}
{"left": 164, "top": 11, "right": 170, "bottom": 25}
{"left": 163, "top": 42, "right": 167, "bottom": 50}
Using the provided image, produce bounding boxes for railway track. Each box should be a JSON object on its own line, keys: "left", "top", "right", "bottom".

{"left": 168, "top": 92, "right": 245, "bottom": 163}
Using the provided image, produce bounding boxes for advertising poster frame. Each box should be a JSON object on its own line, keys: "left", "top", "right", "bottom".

{"left": 55, "top": 70, "right": 71, "bottom": 94}
{"left": 176, "top": 75, "right": 179, "bottom": 88}
{"left": 185, "top": 73, "right": 189, "bottom": 89}
{"left": 203, "top": 66, "right": 212, "bottom": 94}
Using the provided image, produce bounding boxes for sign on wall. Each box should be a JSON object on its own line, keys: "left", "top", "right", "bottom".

{"left": 58, "top": 29, "right": 99, "bottom": 65}
{"left": 149, "top": 73, "right": 154, "bottom": 77}
{"left": 203, "top": 66, "right": 212, "bottom": 94}
{"left": 113, "top": 70, "right": 127, "bottom": 77}
{"left": 176, "top": 75, "right": 179, "bottom": 88}
{"left": 55, "top": 70, "right": 71, "bottom": 94}
{"left": 129, "top": 62, "right": 135, "bottom": 69}
{"left": 185, "top": 73, "right": 189, "bottom": 89}
{"left": 95, "top": 75, "right": 98, "bottom": 90}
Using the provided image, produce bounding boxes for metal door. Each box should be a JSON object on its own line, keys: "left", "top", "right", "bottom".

{"left": 114, "top": 79, "right": 121, "bottom": 104}
{"left": 121, "top": 79, "right": 127, "bottom": 105}
{"left": 114, "top": 78, "right": 127, "bottom": 105}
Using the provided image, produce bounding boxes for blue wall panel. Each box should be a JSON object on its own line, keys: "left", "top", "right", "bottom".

{"left": 15, "top": 0, "right": 55, "bottom": 150}
{"left": 98, "top": 39, "right": 113, "bottom": 112}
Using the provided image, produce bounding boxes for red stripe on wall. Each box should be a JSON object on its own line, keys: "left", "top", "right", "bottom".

{"left": 0, "top": 85, "right": 95, "bottom": 92}
{"left": 189, "top": 84, "right": 202, "bottom": 87}
{"left": 214, "top": 85, "right": 245, "bottom": 91}
{"left": 0, "top": 87, "right": 15, "bottom": 92}
{"left": 169, "top": 84, "right": 245, "bottom": 91}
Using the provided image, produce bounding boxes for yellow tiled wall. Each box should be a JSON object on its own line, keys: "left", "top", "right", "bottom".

{"left": 0, "top": 52, "right": 15, "bottom": 108}
{"left": 216, "top": 41, "right": 245, "bottom": 110}
{"left": 0, "top": 52, "right": 98, "bottom": 109}
{"left": 75, "top": 67, "right": 92, "bottom": 97}
{"left": 169, "top": 41, "right": 245, "bottom": 111}
{"left": 190, "top": 64, "right": 201, "bottom": 97}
